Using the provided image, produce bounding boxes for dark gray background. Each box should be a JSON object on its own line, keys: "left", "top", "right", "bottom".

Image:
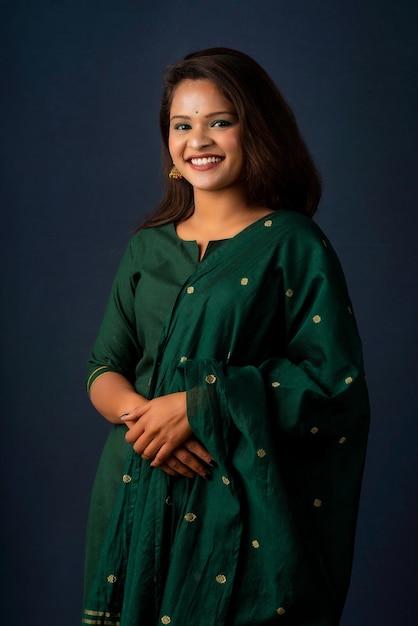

{"left": 1, "top": 1, "right": 417, "bottom": 624}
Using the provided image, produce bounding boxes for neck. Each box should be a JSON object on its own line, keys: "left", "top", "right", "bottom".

{"left": 192, "top": 187, "right": 249, "bottom": 227}
{"left": 175, "top": 187, "right": 273, "bottom": 259}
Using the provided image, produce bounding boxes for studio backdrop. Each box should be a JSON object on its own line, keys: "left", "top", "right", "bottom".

{"left": 1, "top": 1, "right": 417, "bottom": 625}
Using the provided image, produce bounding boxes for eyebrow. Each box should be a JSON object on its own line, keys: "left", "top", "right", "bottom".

{"left": 170, "top": 110, "right": 237, "bottom": 121}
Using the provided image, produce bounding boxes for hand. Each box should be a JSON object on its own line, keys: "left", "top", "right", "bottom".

{"left": 158, "top": 436, "right": 217, "bottom": 480}
{"left": 122, "top": 392, "right": 192, "bottom": 465}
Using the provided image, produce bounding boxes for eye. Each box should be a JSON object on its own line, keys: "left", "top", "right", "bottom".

{"left": 210, "top": 119, "right": 233, "bottom": 128}
{"left": 173, "top": 122, "right": 191, "bottom": 131}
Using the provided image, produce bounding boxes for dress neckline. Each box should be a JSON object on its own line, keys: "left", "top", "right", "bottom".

{"left": 170, "top": 210, "right": 277, "bottom": 246}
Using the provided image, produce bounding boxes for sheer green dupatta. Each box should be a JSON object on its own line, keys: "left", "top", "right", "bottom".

{"left": 83, "top": 211, "right": 369, "bottom": 626}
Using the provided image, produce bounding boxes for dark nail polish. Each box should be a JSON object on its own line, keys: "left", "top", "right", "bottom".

{"left": 203, "top": 473, "right": 213, "bottom": 481}
{"left": 208, "top": 459, "right": 218, "bottom": 468}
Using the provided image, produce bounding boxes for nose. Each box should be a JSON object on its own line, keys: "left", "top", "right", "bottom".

{"left": 187, "top": 126, "right": 213, "bottom": 149}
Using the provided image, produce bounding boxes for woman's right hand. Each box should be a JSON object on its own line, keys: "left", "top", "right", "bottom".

{"left": 159, "top": 436, "right": 217, "bottom": 480}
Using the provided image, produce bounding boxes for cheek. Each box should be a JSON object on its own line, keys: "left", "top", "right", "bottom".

{"left": 227, "top": 132, "right": 243, "bottom": 157}
{"left": 168, "top": 135, "right": 175, "bottom": 156}
{"left": 168, "top": 131, "right": 182, "bottom": 155}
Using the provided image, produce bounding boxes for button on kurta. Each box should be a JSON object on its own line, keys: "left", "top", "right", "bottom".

{"left": 107, "top": 574, "right": 117, "bottom": 583}
{"left": 264, "top": 219, "right": 272, "bottom": 227}
{"left": 277, "top": 607, "right": 286, "bottom": 615}
{"left": 122, "top": 474, "right": 132, "bottom": 483}
{"left": 313, "top": 315, "right": 321, "bottom": 323}
{"left": 216, "top": 574, "right": 227, "bottom": 584}
{"left": 186, "top": 286, "right": 194, "bottom": 294}
{"left": 285, "top": 288, "right": 294, "bottom": 297}
{"left": 205, "top": 374, "right": 216, "bottom": 384}
{"left": 241, "top": 277, "right": 249, "bottom": 285}
{"left": 161, "top": 616, "right": 171, "bottom": 624}
{"left": 184, "top": 512, "right": 197, "bottom": 522}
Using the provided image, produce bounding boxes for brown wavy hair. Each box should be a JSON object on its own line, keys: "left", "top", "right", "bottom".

{"left": 140, "top": 47, "right": 321, "bottom": 229}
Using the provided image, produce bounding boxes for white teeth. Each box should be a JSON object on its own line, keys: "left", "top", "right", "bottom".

{"left": 190, "top": 156, "right": 222, "bottom": 165}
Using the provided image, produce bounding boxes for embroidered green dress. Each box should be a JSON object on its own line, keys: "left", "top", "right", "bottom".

{"left": 83, "top": 210, "right": 369, "bottom": 626}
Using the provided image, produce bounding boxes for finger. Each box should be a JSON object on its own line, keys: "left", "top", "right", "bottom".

{"left": 120, "top": 402, "right": 151, "bottom": 422}
{"left": 183, "top": 438, "right": 217, "bottom": 467}
{"left": 150, "top": 441, "right": 187, "bottom": 467}
{"left": 170, "top": 447, "right": 212, "bottom": 480}
{"left": 158, "top": 462, "right": 183, "bottom": 477}
{"left": 162, "top": 456, "right": 196, "bottom": 479}
{"left": 125, "top": 422, "right": 145, "bottom": 444}
{"left": 132, "top": 434, "right": 156, "bottom": 456}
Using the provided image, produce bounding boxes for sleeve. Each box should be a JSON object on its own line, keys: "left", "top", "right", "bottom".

{"left": 86, "top": 241, "right": 143, "bottom": 392}
{"left": 180, "top": 229, "right": 369, "bottom": 462}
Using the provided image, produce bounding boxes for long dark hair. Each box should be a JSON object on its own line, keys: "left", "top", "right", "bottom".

{"left": 141, "top": 47, "right": 321, "bottom": 229}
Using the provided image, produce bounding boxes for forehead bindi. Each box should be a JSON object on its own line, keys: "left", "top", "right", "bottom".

{"left": 170, "top": 80, "right": 235, "bottom": 118}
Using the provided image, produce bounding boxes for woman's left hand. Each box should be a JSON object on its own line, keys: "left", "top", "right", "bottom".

{"left": 122, "top": 392, "right": 192, "bottom": 465}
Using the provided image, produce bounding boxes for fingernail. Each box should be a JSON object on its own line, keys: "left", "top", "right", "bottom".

{"left": 203, "top": 473, "right": 212, "bottom": 481}
{"left": 119, "top": 413, "right": 129, "bottom": 420}
{"left": 208, "top": 459, "right": 218, "bottom": 467}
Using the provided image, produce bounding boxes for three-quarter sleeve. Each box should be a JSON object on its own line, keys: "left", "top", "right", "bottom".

{"left": 86, "top": 241, "right": 143, "bottom": 393}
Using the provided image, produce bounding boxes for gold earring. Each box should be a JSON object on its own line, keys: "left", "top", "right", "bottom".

{"left": 169, "top": 164, "right": 183, "bottom": 179}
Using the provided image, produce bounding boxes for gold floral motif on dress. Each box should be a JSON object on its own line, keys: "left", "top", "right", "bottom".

{"left": 186, "top": 286, "right": 194, "bottom": 294}
{"left": 257, "top": 448, "right": 266, "bottom": 458}
{"left": 312, "top": 314, "right": 321, "bottom": 323}
{"left": 122, "top": 474, "right": 132, "bottom": 484}
{"left": 216, "top": 574, "right": 227, "bottom": 584}
{"left": 241, "top": 277, "right": 249, "bottom": 285}
{"left": 252, "top": 539, "right": 260, "bottom": 548}
{"left": 161, "top": 616, "right": 171, "bottom": 624}
{"left": 106, "top": 574, "right": 117, "bottom": 583}
{"left": 184, "top": 512, "right": 197, "bottom": 522}
{"left": 313, "top": 499, "right": 322, "bottom": 508}
{"left": 285, "top": 288, "right": 294, "bottom": 297}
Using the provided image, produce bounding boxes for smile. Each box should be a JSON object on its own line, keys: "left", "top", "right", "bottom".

{"left": 189, "top": 156, "right": 223, "bottom": 165}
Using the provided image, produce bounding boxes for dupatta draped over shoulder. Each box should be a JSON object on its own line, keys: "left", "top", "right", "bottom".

{"left": 83, "top": 210, "right": 369, "bottom": 626}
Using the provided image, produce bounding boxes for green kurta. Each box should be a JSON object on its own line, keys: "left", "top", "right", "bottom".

{"left": 83, "top": 210, "right": 369, "bottom": 626}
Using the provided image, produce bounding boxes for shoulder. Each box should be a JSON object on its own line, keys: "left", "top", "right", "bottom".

{"left": 126, "top": 222, "right": 176, "bottom": 256}
{"left": 268, "top": 210, "right": 330, "bottom": 252}
{"left": 267, "top": 210, "right": 345, "bottom": 279}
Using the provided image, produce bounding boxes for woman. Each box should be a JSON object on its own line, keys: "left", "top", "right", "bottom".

{"left": 82, "top": 48, "right": 369, "bottom": 626}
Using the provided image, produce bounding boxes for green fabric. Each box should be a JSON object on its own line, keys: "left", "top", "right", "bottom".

{"left": 82, "top": 211, "right": 369, "bottom": 626}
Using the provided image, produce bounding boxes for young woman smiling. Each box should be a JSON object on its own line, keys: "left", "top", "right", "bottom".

{"left": 82, "top": 48, "right": 369, "bottom": 626}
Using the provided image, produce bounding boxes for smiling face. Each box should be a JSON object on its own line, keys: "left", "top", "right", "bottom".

{"left": 168, "top": 79, "right": 244, "bottom": 194}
